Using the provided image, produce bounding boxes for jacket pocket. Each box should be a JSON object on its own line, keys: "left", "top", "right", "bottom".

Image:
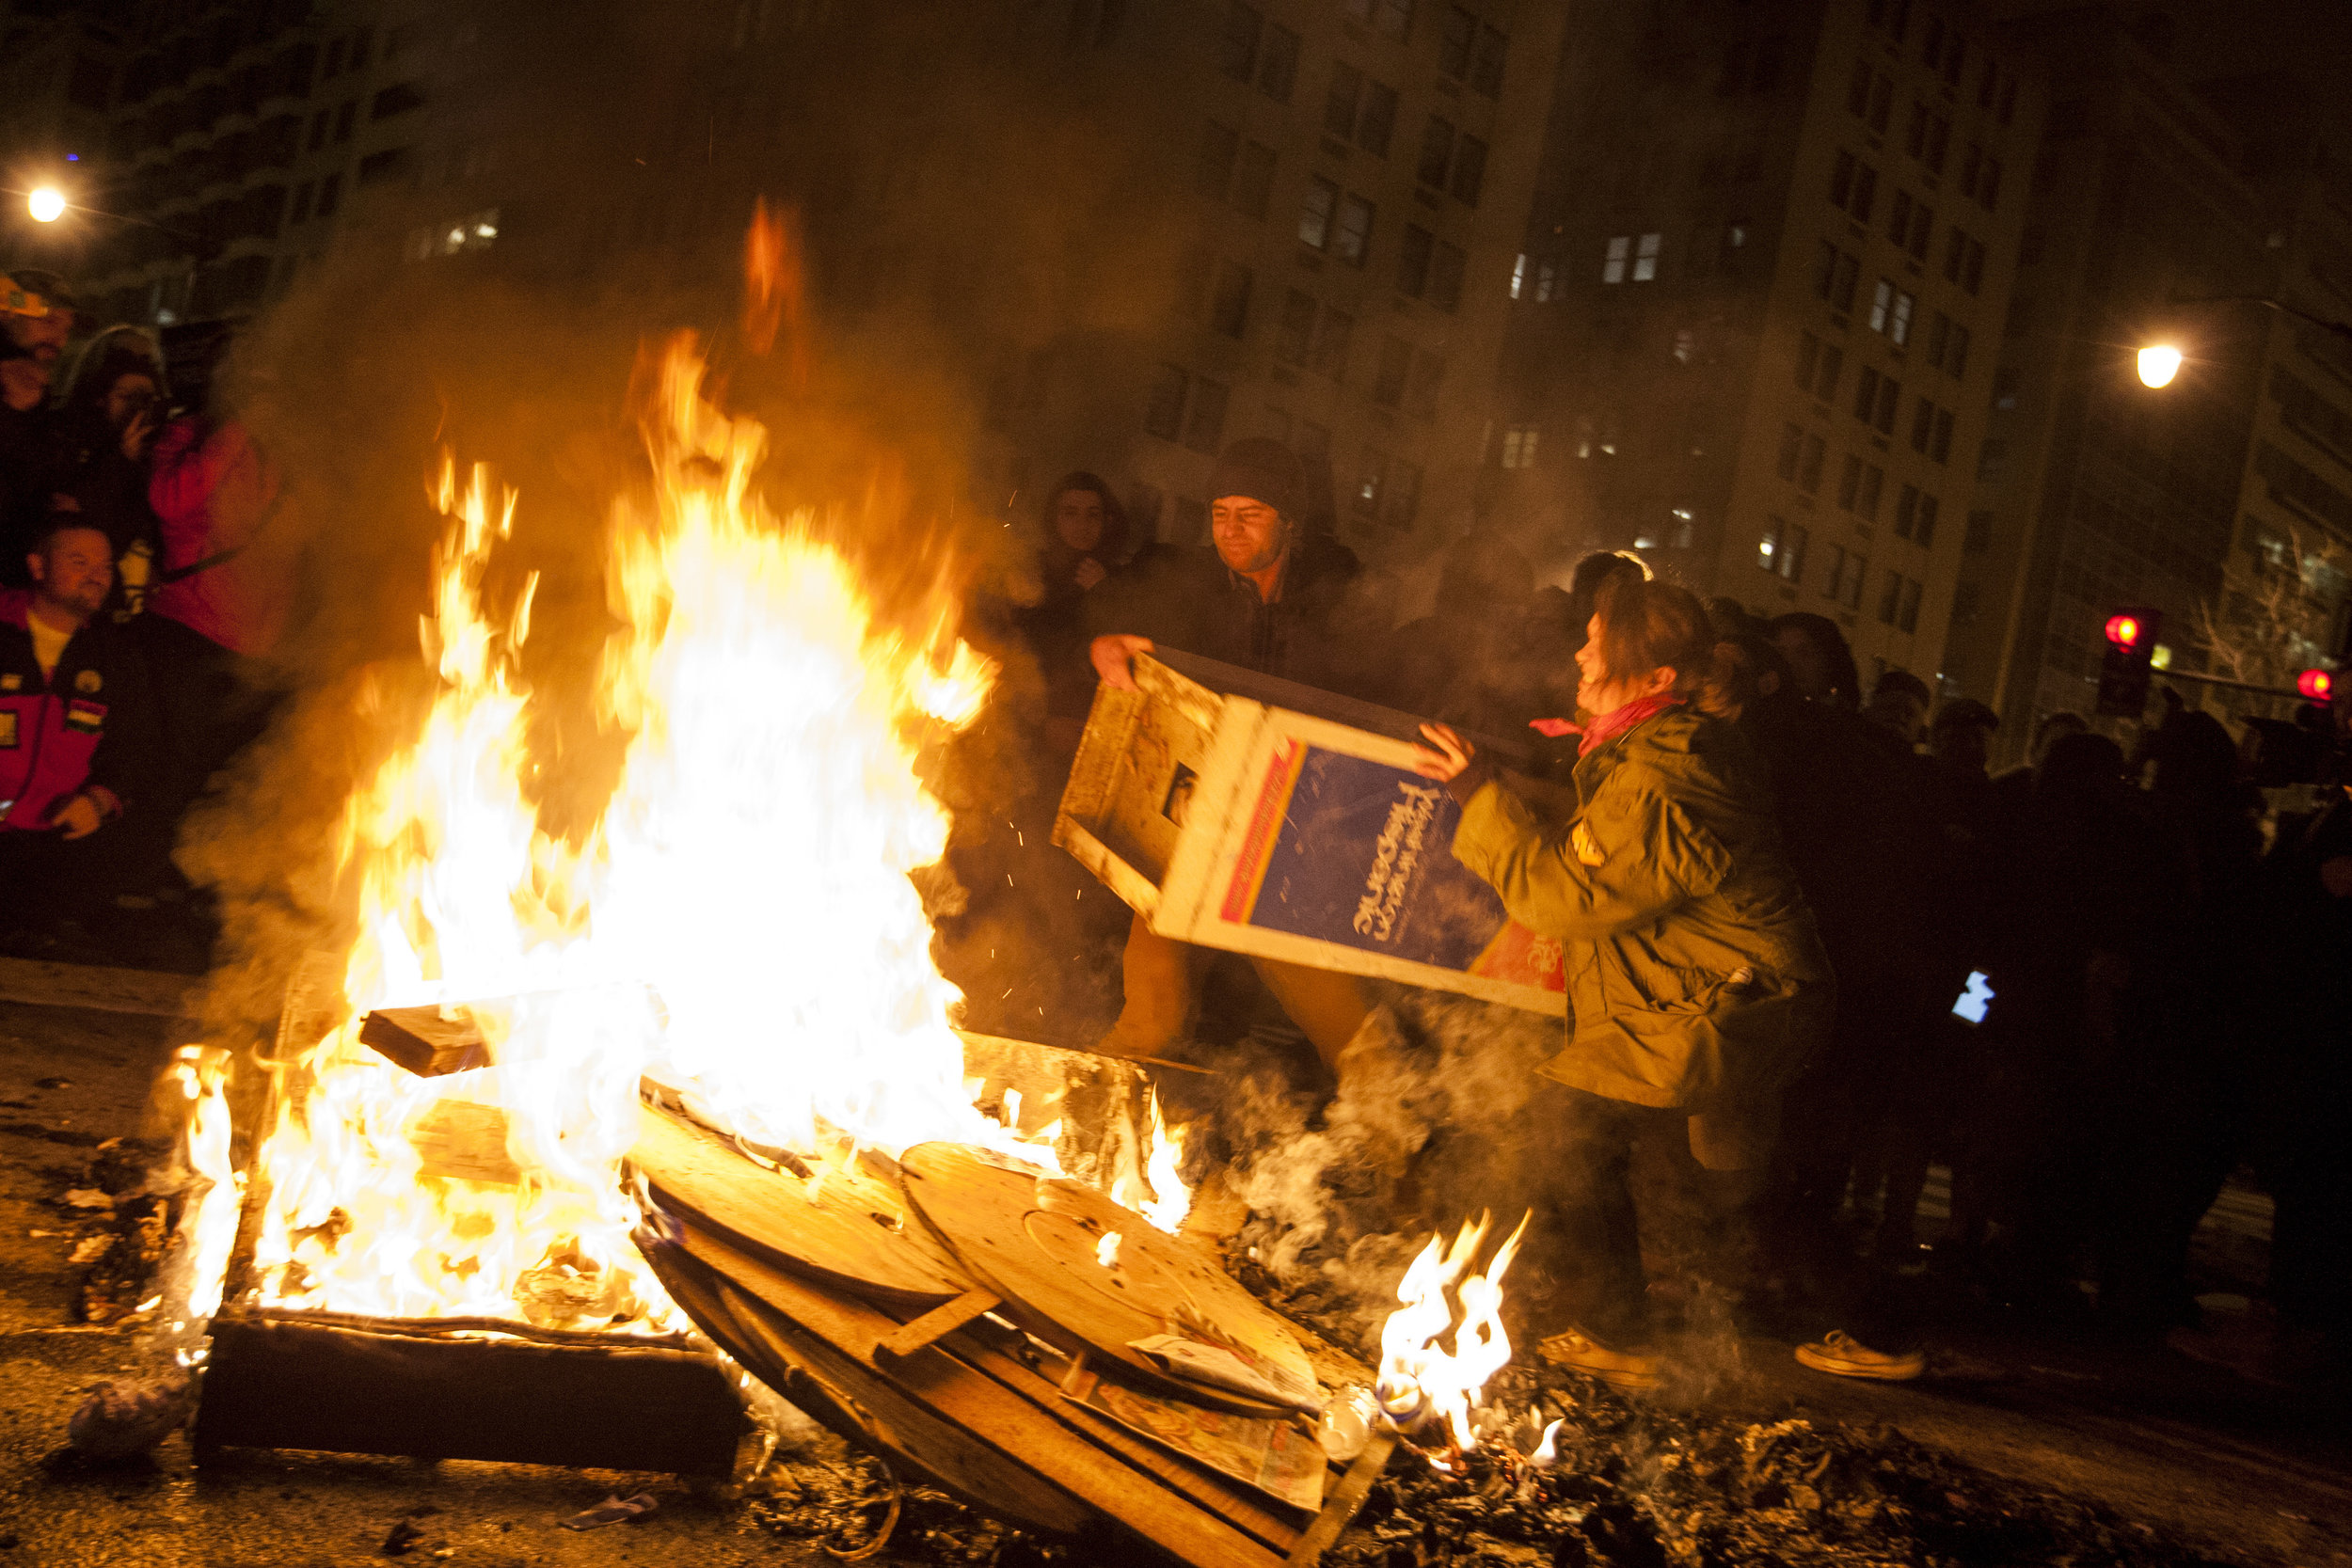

{"left": 1600, "top": 935, "right": 1740, "bottom": 1017}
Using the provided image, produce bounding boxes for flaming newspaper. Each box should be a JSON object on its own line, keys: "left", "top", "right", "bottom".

{"left": 1055, "top": 652, "right": 1565, "bottom": 1015}
{"left": 1061, "top": 1368, "right": 1327, "bottom": 1513}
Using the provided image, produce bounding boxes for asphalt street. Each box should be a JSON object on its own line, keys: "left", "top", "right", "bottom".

{"left": 0, "top": 972, "right": 2345, "bottom": 1567}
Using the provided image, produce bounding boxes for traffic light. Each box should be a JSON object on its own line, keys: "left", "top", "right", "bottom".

{"left": 2095, "top": 607, "right": 2160, "bottom": 718}
{"left": 2298, "top": 667, "right": 2335, "bottom": 703}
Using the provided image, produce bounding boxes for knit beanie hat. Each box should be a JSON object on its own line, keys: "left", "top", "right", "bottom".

{"left": 1206, "top": 436, "right": 1305, "bottom": 518}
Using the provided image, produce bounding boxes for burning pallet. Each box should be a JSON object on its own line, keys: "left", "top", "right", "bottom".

{"left": 190, "top": 973, "right": 1395, "bottom": 1564}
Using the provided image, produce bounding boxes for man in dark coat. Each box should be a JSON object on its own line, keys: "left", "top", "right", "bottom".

{"left": 1082, "top": 438, "right": 1379, "bottom": 1078}
{"left": 1086, "top": 436, "right": 1368, "bottom": 698}
{"left": 0, "top": 270, "right": 77, "bottom": 590}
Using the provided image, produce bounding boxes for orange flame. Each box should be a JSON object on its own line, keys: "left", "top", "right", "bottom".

{"left": 1375, "top": 1211, "right": 1529, "bottom": 1452}
{"left": 741, "top": 198, "right": 807, "bottom": 389}
{"left": 230, "top": 333, "right": 1078, "bottom": 1334}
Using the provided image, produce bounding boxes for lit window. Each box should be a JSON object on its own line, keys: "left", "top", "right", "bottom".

{"left": 1535, "top": 260, "right": 1556, "bottom": 302}
{"left": 1869, "top": 278, "right": 1892, "bottom": 333}
{"left": 1890, "top": 290, "right": 1913, "bottom": 345}
{"left": 1501, "top": 424, "right": 1541, "bottom": 468}
{"left": 1602, "top": 234, "right": 1629, "bottom": 284}
{"left": 1632, "top": 231, "right": 1662, "bottom": 281}
{"left": 1673, "top": 328, "right": 1693, "bottom": 364}
{"left": 1510, "top": 251, "right": 1525, "bottom": 299}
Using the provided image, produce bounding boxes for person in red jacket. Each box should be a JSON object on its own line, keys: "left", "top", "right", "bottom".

{"left": 1, "top": 520, "right": 161, "bottom": 922}
{"left": 137, "top": 404, "right": 293, "bottom": 854}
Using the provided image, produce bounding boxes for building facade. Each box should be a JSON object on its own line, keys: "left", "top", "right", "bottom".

{"left": 1485, "top": 0, "right": 2042, "bottom": 692}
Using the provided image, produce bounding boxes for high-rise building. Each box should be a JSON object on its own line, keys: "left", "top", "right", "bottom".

{"left": 1486, "top": 0, "right": 2042, "bottom": 693}
{"left": 16, "top": 0, "right": 1573, "bottom": 570}
{"left": 1938, "top": 7, "right": 2273, "bottom": 750}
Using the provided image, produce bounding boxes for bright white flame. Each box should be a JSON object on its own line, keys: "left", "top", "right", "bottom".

{"left": 1096, "top": 1229, "right": 1122, "bottom": 1270}
{"left": 160, "top": 1047, "right": 241, "bottom": 1366}
{"left": 221, "top": 336, "right": 1109, "bottom": 1335}
{"left": 1376, "top": 1211, "right": 1530, "bottom": 1452}
{"left": 27, "top": 186, "right": 65, "bottom": 223}
{"left": 1531, "top": 1417, "right": 1565, "bottom": 1466}
{"left": 2137, "top": 342, "right": 2184, "bottom": 388}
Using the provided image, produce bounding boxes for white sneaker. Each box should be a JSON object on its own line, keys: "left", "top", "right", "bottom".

{"left": 1794, "top": 1329, "right": 1926, "bottom": 1381}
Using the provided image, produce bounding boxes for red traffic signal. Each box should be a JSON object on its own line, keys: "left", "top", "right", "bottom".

{"left": 2298, "top": 668, "right": 2336, "bottom": 702}
{"left": 2106, "top": 613, "right": 2146, "bottom": 650}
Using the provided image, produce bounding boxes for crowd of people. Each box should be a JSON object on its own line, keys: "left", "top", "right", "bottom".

{"left": 1002, "top": 436, "right": 2350, "bottom": 1393}
{"left": 8, "top": 253, "right": 2344, "bottom": 1389}
{"left": 0, "top": 267, "right": 288, "bottom": 957}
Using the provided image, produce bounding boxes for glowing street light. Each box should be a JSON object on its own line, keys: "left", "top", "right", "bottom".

{"left": 2137, "top": 342, "right": 2183, "bottom": 388}
{"left": 26, "top": 186, "right": 66, "bottom": 223}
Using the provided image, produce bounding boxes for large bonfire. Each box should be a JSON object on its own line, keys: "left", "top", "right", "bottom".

{"left": 195, "top": 328, "right": 1050, "bottom": 1339}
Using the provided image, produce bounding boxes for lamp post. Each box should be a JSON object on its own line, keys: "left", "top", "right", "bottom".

{"left": 2137, "top": 293, "right": 2352, "bottom": 387}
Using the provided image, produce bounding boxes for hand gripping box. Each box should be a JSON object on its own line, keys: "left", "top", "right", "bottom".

{"left": 1053, "top": 650, "right": 1566, "bottom": 1015}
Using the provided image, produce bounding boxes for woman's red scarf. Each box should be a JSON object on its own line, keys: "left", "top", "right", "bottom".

{"left": 1529, "top": 693, "right": 1683, "bottom": 757}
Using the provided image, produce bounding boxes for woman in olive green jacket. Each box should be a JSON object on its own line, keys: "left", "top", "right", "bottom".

{"left": 1416, "top": 576, "right": 1832, "bottom": 1387}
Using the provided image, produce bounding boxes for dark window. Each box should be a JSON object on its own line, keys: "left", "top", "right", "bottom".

{"left": 1333, "top": 193, "right": 1374, "bottom": 264}
{"left": 1184, "top": 377, "right": 1230, "bottom": 452}
{"left": 1911, "top": 396, "right": 1933, "bottom": 452}
{"left": 307, "top": 109, "right": 327, "bottom": 150}
{"left": 1752, "top": 35, "right": 1785, "bottom": 93}
{"left": 1470, "top": 23, "right": 1507, "bottom": 95}
{"left": 1817, "top": 344, "right": 1844, "bottom": 401}
{"left": 1448, "top": 135, "right": 1486, "bottom": 205}
{"left": 1931, "top": 405, "right": 1954, "bottom": 462}
{"left": 348, "top": 25, "right": 373, "bottom": 69}
{"left": 1797, "top": 331, "right": 1820, "bottom": 394}
{"left": 1257, "top": 24, "right": 1298, "bottom": 101}
{"left": 1357, "top": 81, "right": 1397, "bottom": 156}
{"left": 1438, "top": 5, "right": 1474, "bottom": 79}
{"left": 1429, "top": 241, "right": 1465, "bottom": 310}
{"left": 1325, "top": 61, "right": 1363, "bottom": 139}
{"left": 1964, "top": 510, "right": 1993, "bottom": 553}
{"left": 1232, "top": 141, "right": 1276, "bottom": 218}
{"left": 1417, "top": 116, "right": 1454, "bottom": 188}
{"left": 332, "top": 99, "right": 356, "bottom": 142}
{"left": 1899, "top": 577, "right": 1921, "bottom": 632}
{"left": 315, "top": 170, "right": 341, "bottom": 216}
{"left": 1778, "top": 421, "right": 1804, "bottom": 481}
{"left": 1962, "top": 237, "right": 1984, "bottom": 294}
{"left": 1799, "top": 433, "right": 1826, "bottom": 493}
{"left": 1398, "top": 223, "right": 1434, "bottom": 296}
{"left": 371, "top": 81, "right": 425, "bottom": 120}
{"left": 1210, "top": 260, "right": 1252, "bottom": 337}
{"left": 1374, "top": 335, "right": 1411, "bottom": 407}
{"left": 1878, "top": 569, "right": 1903, "bottom": 625}
{"left": 290, "top": 180, "right": 314, "bottom": 223}
{"left": 356, "top": 146, "right": 414, "bottom": 187}
{"left": 1275, "top": 290, "right": 1315, "bottom": 365}
{"left": 1299, "top": 175, "right": 1338, "bottom": 248}
{"left": 1217, "top": 1, "right": 1262, "bottom": 81}
{"left": 324, "top": 36, "right": 347, "bottom": 75}
{"left": 1198, "top": 120, "right": 1239, "bottom": 199}
{"left": 1311, "top": 307, "right": 1354, "bottom": 380}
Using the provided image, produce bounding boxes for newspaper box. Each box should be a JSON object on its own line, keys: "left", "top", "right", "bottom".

{"left": 1053, "top": 651, "right": 1566, "bottom": 1015}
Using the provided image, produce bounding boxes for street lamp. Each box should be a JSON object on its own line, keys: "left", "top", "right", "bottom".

{"left": 26, "top": 185, "right": 65, "bottom": 223}
{"left": 2137, "top": 294, "right": 2352, "bottom": 388}
{"left": 2136, "top": 343, "right": 2183, "bottom": 388}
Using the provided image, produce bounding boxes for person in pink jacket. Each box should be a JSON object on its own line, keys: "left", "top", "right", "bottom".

{"left": 134, "top": 408, "right": 295, "bottom": 886}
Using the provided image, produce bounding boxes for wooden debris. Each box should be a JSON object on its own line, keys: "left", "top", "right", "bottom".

{"left": 358, "top": 1005, "right": 493, "bottom": 1077}
{"left": 628, "top": 1101, "right": 970, "bottom": 1310}
{"left": 193, "top": 1307, "right": 745, "bottom": 1475}
{"left": 899, "top": 1142, "right": 1317, "bottom": 1418}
